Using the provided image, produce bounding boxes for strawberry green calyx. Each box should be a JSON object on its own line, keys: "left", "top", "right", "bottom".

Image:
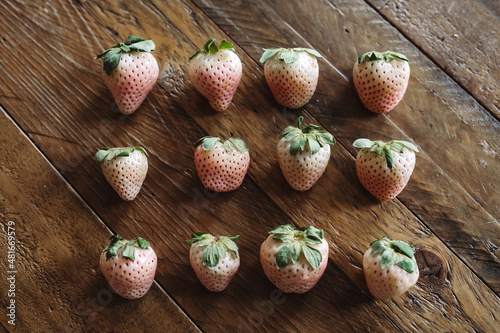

{"left": 95, "top": 35, "right": 156, "bottom": 76}
{"left": 103, "top": 235, "right": 150, "bottom": 261}
{"left": 94, "top": 146, "right": 147, "bottom": 164}
{"left": 260, "top": 47, "right": 322, "bottom": 64}
{"left": 189, "top": 39, "right": 236, "bottom": 60}
{"left": 353, "top": 138, "right": 418, "bottom": 170}
{"left": 358, "top": 51, "right": 409, "bottom": 64}
{"left": 269, "top": 224, "right": 324, "bottom": 270}
{"left": 281, "top": 116, "right": 335, "bottom": 157}
{"left": 185, "top": 232, "right": 239, "bottom": 268}
{"left": 369, "top": 236, "right": 417, "bottom": 274}
{"left": 194, "top": 136, "right": 248, "bottom": 153}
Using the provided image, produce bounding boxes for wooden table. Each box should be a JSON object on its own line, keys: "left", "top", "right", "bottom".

{"left": 1, "top": 0, "right": 499, "bottom": 332}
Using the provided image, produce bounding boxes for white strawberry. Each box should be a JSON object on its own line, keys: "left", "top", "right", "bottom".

{"left": 353, "top": 51, "right": 410, "bottom": 114}
{"left": 277, "top": 116, "right": 335, "bottom": 191}
{"left": 95, "top": 35, "right": 159, "bottom": 115}
{"left": 194, "top": 136, "right": 250, "bottom": 192}
{"left": 260, "top": 224, "right": 329, "bottom": 294}
{"left": 353, "top": 138, "right": 418, "bottom": 201}
{"left": 99, "top": 235, "right": 157, "bottom": 300}
{"left": 363, "top": 236, "right": 419, "bottom": 299}
{"left": 189, "top": 39, "right": 242, "bottom": 112}
{"left": 186, "top": 232, "right": 240, "bottom": 292}
{"left": 95, "top": 146, "right": 148, "bottom": 201}
{"left": 260, "top": 47, "right": 321, "bottom": 108}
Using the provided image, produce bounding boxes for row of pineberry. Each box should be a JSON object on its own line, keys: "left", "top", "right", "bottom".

{"left": 95, "top": 36, "right": 419, "bottom": 301}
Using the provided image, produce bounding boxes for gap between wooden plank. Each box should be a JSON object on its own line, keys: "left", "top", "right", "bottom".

{"left": 0, "top": 103, "right": 203, "bottom": 333}
{"left": 358, "top": 0, "right": 499, "bottom": 121}
{"left": 186, "top": 0, "right": 500, "bottom": 297}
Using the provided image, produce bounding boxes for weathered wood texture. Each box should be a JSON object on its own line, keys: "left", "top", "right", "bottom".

{"left": 0, "top": 108, "right": 200, "bottom": 332}
{"left": 192, "top": 0, "right": 500, "bottom": 292}
{"left": 368, "top": 0, "right": 500, "bottom": 118}
{"left": 0, "top": 1, "right": 399, "bottom": 332}
{"left": 0, "top": 0, "right": 499, "bottom": 332}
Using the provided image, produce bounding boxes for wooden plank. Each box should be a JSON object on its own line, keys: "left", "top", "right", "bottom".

{"left": 0, "top": 1, "right": 399, "bottom": 332}
{"left": 0, "top": 0, "right": 498, "bottom": 332}
{"left": 191, "top": 0, "right": 500, "bottom": 291}
{"left": 0, "top": 108, "right": 200, "bottom": 332}
{"left": 368, "top": 0, "right": 500, "bottom": 118}
{"left": 81, "top": 0, "right": 500, "bottom": 331}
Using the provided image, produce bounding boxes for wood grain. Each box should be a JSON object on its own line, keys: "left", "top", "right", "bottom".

{"left": 0, "top": 1, "right": 399, "bottom": 332}
{"left": 368, "top": 0, "right": 500, "bottom": 118}
{"left": 192, "top": 0, "right": 500, "bottom": 292}
{"left": 84, "top": 0, "right": 500, "bottom": 331}
{"left": 0, "top": 108, "right": 199, "bottom": 332}
{"left": 0, "top": 0, "right": 498, "bottom": 332}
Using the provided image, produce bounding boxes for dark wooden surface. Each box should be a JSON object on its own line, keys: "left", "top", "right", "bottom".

{"left": 0, "top": 0, "right": 498, "bottom": 332}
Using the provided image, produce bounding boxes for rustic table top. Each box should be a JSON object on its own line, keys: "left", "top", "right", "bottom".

{"left": 1, "top": 0, "right": 499, "bottom": 332}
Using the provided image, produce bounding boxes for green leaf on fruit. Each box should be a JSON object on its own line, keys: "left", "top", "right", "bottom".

{"left": 307, "top": 136, "right": 321, "bottom": 155}
{"left": 203, "top": 39, "right": 215, "bottom": 53}
{"left": 299, "top": 134, "right": 307, "bottom": 151}
{"left": 269, "top": 224, "right": 295, "bottom": 234}
{"left": 390, "top": 240, "right": 415, "bottom": 258}
{"left": 383, "top": 147, "right": 394, "bottom": 169}
{"left": 190, "top": 39, "right": 235, "bottom": 60}
{"left": 289, "top": 242, "right": 302, "bottom": 264}
{"left": 260, "top": 48, "right": 280, "bottom": 63}
{"left": 185, "top": 232, "right": 209, "bottom": 244}
{"left": 96, "top": 35, "right": 155, "bottom": 75}
{"left": 380, "top": 249, "right": 393, "bottom": 268}
{"left": 135, "top": 237, "right": 150, "bottom": 249}
{"left": 302, "top": 124, "right": 321, "bottom": 134}
{"left": 301, "top": 48, "right": 322, "bottom": 58}
{"left": 219, "top": 40, "right": 235, "bottom": 52}
{"left": 302, "top": 244, "right": 321, "bottom": 270}
{"left": 393, "top": 140, "right": 419, "bottom": 152}
{"left": 290, "top": 136, "right": 302, "bottom": 157}
{"left": 278, "top": 50, "right": 300, "bottom": 64}
{"left": 282, "top": 130, "right": 298, "bottom": 142}
{"left": 227, "top": 137, "right": 249, "bottom": 152}
{"left": 201, "top": 137, "right": 220, "bottom": 150}
{"left": 281, "top": 117, "right": 334, "bottom": 156}
{"left": 129, "top": 40, "right": 155, "bottom": 53}
{"left": 390, "top": 142, "right": 406, "bottom": 153}
{"left": 369, "top": 236, "right": 416, "bottom": 272}
{"left": 95, "top": 149, "right": 109, "bottom": 164}
{"left": 370, "top": 144, "right": 384, "bottom": 155}
{"left": 358, "top": 51, "right": 383, "bottom": 64}
{"left": 353, "top": 138, "right": 375, "bottom": 149}
{"left": 317, "top": 131, "right": 335, "bottom": 145}
{"left": 224, "top": 139, "right": 236, "bottom": 152}
{"left": 221, "top": 236, "right": 239, "bottom": 254}
{"left": 102, "top": 48, "right": 122, "bottom": 76}
{"left": 209, "top": 41, "right": 219, "bottom": 54}
{"left": 203, "top": 244, "right": 220, "bottom": 268}
{"left": 124, "top": 35, "right": 145, "bottom": 44}
{"left": 396, "top": 260, "right": 415, "bottom": 273}
{"left": 276, "top": 244, "right": 292, "bottom": 269}
{"left": 272, "top": 234, "right": 294, "bottom": 243}
{"left": 385, "top": 51, "right": 409, "bottom": 63}
{"left": 122, "top": 243, "right": 136, "bottom": 261}
{"left": 301, "top": 225, "right": 324, "bottom": 242}
{"left": 119, "top": 43, "right": 131, "bottom": 53}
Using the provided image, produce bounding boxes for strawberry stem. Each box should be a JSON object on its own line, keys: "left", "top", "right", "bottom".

{"left": 281, "top": 117, "right": 335, "bottom": 157}
{"left": 185, "top": 232, "right": 240, "bottom": 268}
{"left": 103, "top": 235, "right": 150, "bottom": 261}
{"left": 269, "top": 224, "right": 324, "bottom": 270}
{"left": 369, "top": 236, "right": 416, "bottom": 273}
{"left": 95, "top": 35, "right": 156, "bottom": 76}
{"left": 189, "top": 39, "right": 236, "bottom": 60}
